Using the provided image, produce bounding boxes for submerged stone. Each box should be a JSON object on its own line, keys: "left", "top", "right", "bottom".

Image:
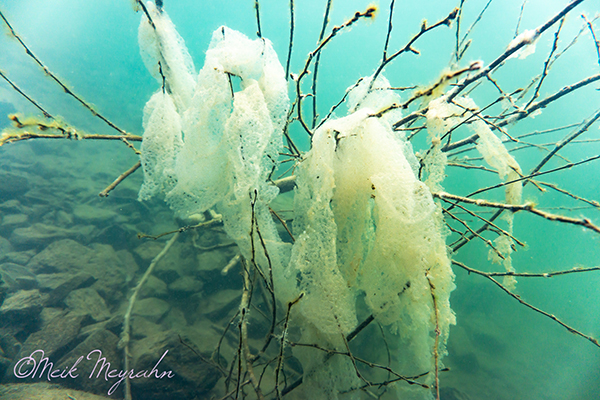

{"left": 0, "top": 289, "right": 43, "bottom": 321}
{"left": 130, "top": 330, "right": 222, "bottom": 400}
{"left": 132, "top": 297, "right": 170, "bottom": 323}
{"left": 65, "top": 288, "right": 111, "bottom": 323}
{"left": 0, "top": 262, "right": 37, "bottom": 292}
{"left": 43, "top": 272, "right": 97, "bottom": 307}
{"left": 11, "top": 224, "right": 93, "bottom": 249}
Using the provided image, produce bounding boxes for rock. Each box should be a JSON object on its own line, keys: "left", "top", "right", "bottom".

{"left": 131, "top": 316, "right": 164, "bottom": 339}
{"left": 4, "top": 312, "right": 85, "bottom": 383}
{"left": 4, "top": 249, "right": 36, "bottom": 265}
{"left": 0, "top": 199, "right": 26, "bottom": 215}
{"left": 0, "top": 329, "right": 22, "bottom": 360}
{"left": 95, "top": 223, "right": 138, "bottom": 249}
{"left": 135, "top": 241, "right": 192, "bottom": 284}
{"left": 132, "top": 298, "right": 170, "bottom": 323}
{"left": 73, "top": 203, "right": 118, "bottom": 223}
{"left": 161, "top": 307, "right": 187, "bottom": 331}
{"left": 44, "top": 272, "right": 96, "bottom": 307}
{"left": 27, "top": 239, "right": 94, "bottom": 274}
{"left": 11, "top": 224, "right": 93, "bottom": 249}
{"left": 154, "top": 265, "right": 180, "bottom": 285}
{"left": 140, "top": 275, "right": 168, "bottom": 299}
{"left": 18, "top": 312, "right": 83, "bottom": 357}
{"left": 37, "top": 273, "right": 73, "bottom": 290}
{"left": 0, "top": 289, "right": 43, "bottom": 329}
{"left": 0, "top": 172, "right": 30, "bottom": 201}
{"left": 116, "top": 249, "right": 139, "bottom": 284}
{"left": 55, "top": 329, "right": 122, "bottom": 396}
{"left": 0, "top": 330, "right": 20, "bottom": 379}
{"left": 130, "top": 330, "right": 222, "bottom": 400}
{"left": 440, "top": 387, "right": 472, "bottom": 400}
{"left": 196, "top": 248, "right": 231, "bottom": 272}
{"left": 0, "top": 354, "right": 10, "bottom": 380}
{"left": 194, "top": 289, "right": 240, "bottom": 322}
{"left": 0, "top": 284, "right": 6, "bottom": 310}
{"left": 86, "top": 244, "right": 138, "bottom": 303}
{"left": 0, "top": 235, "right": 14, "bottom": 255}
{"left": 1, "top": 213, "right": 28, "bottom": 227}
{"left": 39, "top": 307, "right": 66, "bottom": 327}
{"left": 0, "top": 383, "right": 114, "bottom": 400}
{"left": 56, "top": 210, "right": 74, "bottom": 226}
{"left": 133, "top": 241, "right": 165, "bottom": 261}
{"left": 0, "top": 262, "right": 38, "bottom": 292}
{"left": 65, "top": 288, "right": 111, "bottom": 323}
{"left": 78, "top": 315, "right": 123, "bottom": 340}
{"left": 168, "top": 277, "right": 203, "bottom": 295}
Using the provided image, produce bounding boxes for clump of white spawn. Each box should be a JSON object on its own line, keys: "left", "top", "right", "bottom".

{"left": 289, "top": 76, "right": 455, "bottom": 399}
{"left": 137, "top": 4, "right": 456, "bottom": 398}
{"left": 137, "top": 3, "right": 291, "bottom": 287}
{"left": 137, "top": 91, "right": 182, "bottom": 201}
{"left": 442, "top": 96, "right": 523, "bottom": 289}
{"left": 507, "top": 29, "right": 539, "bottom": 60}
{"left": 138, "top": 2, "right": 196, "bottom": 112}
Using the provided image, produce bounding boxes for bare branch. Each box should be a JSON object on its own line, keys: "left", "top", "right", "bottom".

{"left": 447, "top": 0, "right": 586, "bottom": 102}
{"left": 285, "top": 0, "right": 294, "bottom": 80}
{"left": 0, "top": 10, "right": 132, "bottom": 136}
{"left": 0, "top": 70, "right": 52, "bottom": 119}
{"left": 98, "top": 161, "right": 141, "bottom": 197}
{"left": 310, "top": 0, "right": 333, "bottom": 129}
{"left": 582, "top": 13, "right": 600, "bottom": 67}
{"left": 452, "top": 260, "right": 600, "bottom": 348}
{"left": 295, "top": 5, "right": 377, "bottom": 136}
{"left": 254, "top": 0, "right": 262, "bottom": 38}
{"left": 436, "top": 191, "right": 600, "bottom": 234}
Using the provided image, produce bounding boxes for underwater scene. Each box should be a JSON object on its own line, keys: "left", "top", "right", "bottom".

{"left": 0, "top": 0, "right": 599, "bottom": 399}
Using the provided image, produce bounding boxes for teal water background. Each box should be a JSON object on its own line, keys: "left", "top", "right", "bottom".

{"left": 1, "top": 1, "right": 599, "bottom": 399}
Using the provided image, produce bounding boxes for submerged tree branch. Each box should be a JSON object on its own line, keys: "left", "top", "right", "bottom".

{"left": 452, "top": 260, "right": 600, "bottom": 348}
{"left": 435, "top": 191, "right": 600, "bottom": 234}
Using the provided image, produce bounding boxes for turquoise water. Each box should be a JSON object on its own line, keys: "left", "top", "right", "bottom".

{"left": 0, "top": 1, "right": 599, "bottom": 399}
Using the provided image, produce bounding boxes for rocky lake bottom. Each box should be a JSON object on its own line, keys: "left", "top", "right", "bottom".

{"left": 0, "top": 140, "right": 257, "bottom": 399}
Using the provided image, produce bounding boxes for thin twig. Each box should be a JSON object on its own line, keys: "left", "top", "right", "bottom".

{"left": 452, "top": 260, "right": 600, "bottom": 348}
{"left": 275, "top": 294, "right": 303, "bottom": 399}
{"left": 285, "top": 0, "right": 294, "bottom": 80}
{"left": 371, "top": 7, "right": 459, "bottom": 88}
{"left": 0, "top": 10, "right": 131, "bottom": 136}
{"left": 443, "top": 207, "right": 506, "bottom": 259}
{"left": 0, "top": 70, "right": 53, "bottom": 118}
{"left": 458, "top": 0, "right": 494, "bottom": 53}
{"left": 582, "top": 14, "right": 600, "bottom": 67}
{"left": 137, "top": 216, "right": 223, "bottom": 240}
{"left": 514, "top": 0, "right": 527, "bottom": 37}
{"left": 310, "top": 0, "right": 333, "bottom": 129}
{"left": 295, "top": 5, "right": 377, "bottom": 136}
{"left": 436, "top": 191, "right": 600, "bottom": 234}
{"left": 446, "top": 0, "right": 586, "bottom": 102}
{"left": 524, "top": 18, "right": 564, "bottom": 109}
{"left": 254, "top": 0, "right": 262, "bottom": 38}
{"left": 98, "top": 161, "right": 141, "bottom": 197}
{"left": 121, "top": 232, "right": 179, "bottom": 400}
